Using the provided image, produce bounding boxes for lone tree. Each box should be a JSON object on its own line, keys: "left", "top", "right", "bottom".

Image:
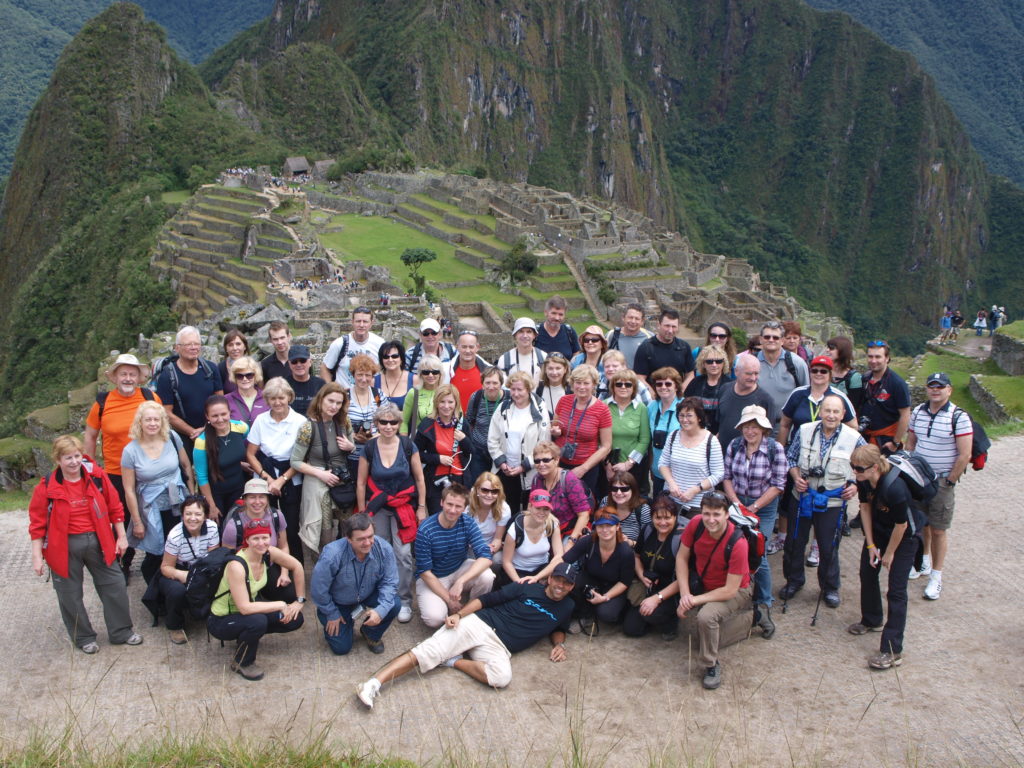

{"left": 499, "top": 238, "right": 538, "bottom": 285}
{"left": 400, "top": 247, "right": 437, "bottom": 294}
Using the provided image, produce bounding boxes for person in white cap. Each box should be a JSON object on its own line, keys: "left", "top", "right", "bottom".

{"left": 497, "top": 317, "right": 547, "bottom": 380}
{"left": 84, "top": 354, "right": 162, "bottom": 581}
{"left": 405, "top": 317, "right": 455, "bottom": 375}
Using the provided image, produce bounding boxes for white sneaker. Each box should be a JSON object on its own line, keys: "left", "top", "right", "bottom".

{"left": 356, "top": 679, "right": 381, "bottom": 708}
{"left": 924, "top": 575, "right": 942, "bottom": 600}
{"left": 806, "top": 542, "right": 820, "bottom": 567}
{"left": 910, "top": 556, "right": 932, "bottom": 580}
{"left": 442, "top": 654, "right": 463, "bottom": 667}
{"left": 397, "top": 605, "right": 413, "bottom": 623}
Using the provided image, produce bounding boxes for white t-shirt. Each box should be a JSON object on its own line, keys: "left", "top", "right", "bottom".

{"left": 247, "top": 408, "right": 306, "bottom": 484}
{"left": 472, "top": 502, "right": 512, "bottom": 543}
{"left": 323, "top": 332, "right": 385, "bottom": 388}
{"left": 504, "top": 404, "right": 533, "bottom": 468}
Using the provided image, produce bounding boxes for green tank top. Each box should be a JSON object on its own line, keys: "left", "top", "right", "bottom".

{"left": 210, "top": 553, "right": 268, "bottom": 616}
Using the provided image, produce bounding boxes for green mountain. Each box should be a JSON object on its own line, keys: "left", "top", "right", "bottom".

{"left": 0, "top": 3, "right": 286, "bottom": 427}
{"left": 803, "top": 0, "right": 1024, "bottom": 186}
{"left": 0, "top": 0, "right": 273, "bottom": 180}
{"left": 203, "top": 0, "right": 1022, "bottom": 346}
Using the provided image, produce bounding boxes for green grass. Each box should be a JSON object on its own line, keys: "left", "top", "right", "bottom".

{"left": 407, "top": 193, "right": 497, "bottom": 227}
{"left": 978, "top": 376, "right": 1024, "bottom": 420}
{"left": 159, "top": 189, "right": 190, "bottom": 204}
{"left": 443, "top": 283, "right": 526, "bottom": 306}
{"left": 997, "top": 320, "right": 1024, "bottom": 340}
{"left": 0, "top": 489, "right": 32, "bottom": 512}
{"left": 910, "top": 351, "right": 1024, "bottom": 428}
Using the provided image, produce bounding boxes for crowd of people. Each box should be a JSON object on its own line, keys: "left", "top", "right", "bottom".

{"left": 30, "top": 297, "right": 974, "bottom": 694}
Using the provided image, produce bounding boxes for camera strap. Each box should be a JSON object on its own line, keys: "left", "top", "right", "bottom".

{"left": 566, "top": 399, "right": 591, "bottom": 444}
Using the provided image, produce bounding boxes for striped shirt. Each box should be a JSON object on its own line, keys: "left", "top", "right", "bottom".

{"left": 658, "top": 430, "right": 725, "bottom": 508}
{"left": 415, "top": 512, "right": 491, "bottom": 578}
{"left": 908, "top": 401, "right": 972, "bottom": 475}
{"left": 163, "top": 520, "right": 219, "bottom": 566}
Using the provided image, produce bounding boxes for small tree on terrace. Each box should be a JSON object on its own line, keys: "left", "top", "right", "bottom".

{"left": 401, "top": 247, "right": 437, "bottom": 294}
{"left": 499, "top": 238, "right": 538, "bottom": 285}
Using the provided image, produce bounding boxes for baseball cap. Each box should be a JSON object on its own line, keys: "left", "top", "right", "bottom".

{"left": 420, "top": 318, "right": 441, "bottom": 333}
{"left": 551, "top": 562, "right": 577, "bottom": 584}
{"left": 926, "top": 372, "right": 952, "bottom": 388}
{"left": 288, "top": 344, "right": 311, "bottom": 361}
{"left": 528, "top": 489, "right": 553, "bottom": 509}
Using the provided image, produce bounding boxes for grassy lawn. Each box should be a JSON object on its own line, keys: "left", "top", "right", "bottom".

{"left": 997, "top": 320, "right": 1024, "bottom": 340}
{"left": 980, "top": 376, "right": 1024, "bottom": 421}
{"left": 443, "top": 283, "right": 527, "bottom": 306}
{"left": 408, "top": 193, "right": 497, "bottom": 228}
{"left": 911, "top": 351, "right": 1024, "bottom": 429}
{"left": 0, "top": 489, "right": 31, "bottom": 512}
{"left": 160, "top": 189, "right": 190, "bottom": 204}
{"left": 322, "top": 215, "right": 484, "bottom": 284}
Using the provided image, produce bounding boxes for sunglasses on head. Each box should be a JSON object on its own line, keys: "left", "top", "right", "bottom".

{"left": 354, "top": 306, "right": 372, "bottom": 315}
{"left": 867, "top": 340, "right": 888, "bottom": 348}
{"left": 703, "top": 491, "right": 728, "bottom": 502}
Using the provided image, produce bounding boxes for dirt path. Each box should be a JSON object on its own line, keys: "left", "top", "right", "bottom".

{"left": 4, "top": 438, "right": 1023, "bottom": 766}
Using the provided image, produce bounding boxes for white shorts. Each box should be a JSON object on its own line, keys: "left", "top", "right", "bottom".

{"left": 410, "top": 614, "right": 513, "bottom": 688}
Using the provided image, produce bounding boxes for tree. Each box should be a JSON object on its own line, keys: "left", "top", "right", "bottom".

{"left": 498, "top": 238, "right": 538, "bottom": 285}
{"left": 400, "top": 247, "right": 437, "bottom": 294}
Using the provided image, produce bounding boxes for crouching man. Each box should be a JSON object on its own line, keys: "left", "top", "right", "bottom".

{"left": 675, "top": 492, "right": 753, "bottom": 690}
{"left": 357, "top": 562, "right": 576, "bottom": 708}
{"left": 311, "top": 514, "right": 401, "bottom": 655}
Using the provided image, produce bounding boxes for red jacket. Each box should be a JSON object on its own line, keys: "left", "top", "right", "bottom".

{"left": 28, "top": 456, "right": 125, "bottom": 579}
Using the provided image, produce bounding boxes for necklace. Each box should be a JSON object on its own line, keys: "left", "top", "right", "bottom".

{"left": 381, "top": 369, "right": 404, "bottom": 397}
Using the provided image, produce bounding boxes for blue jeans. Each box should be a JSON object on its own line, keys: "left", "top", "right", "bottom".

{"left": 316, "top": 590, "right": 401, "bottom": 655}
{"left": 739, "top": 494, "right": 778, "bottom": 607}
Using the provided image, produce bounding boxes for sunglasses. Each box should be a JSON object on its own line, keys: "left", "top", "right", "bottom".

{"left": 826, "top": 343, "right": 837, "bottom": 350}
{"left": 421, "top": 329, "right": 439, "bottom": 336}
{"left": 705, "top": 359, "right": 725, "bottom": 365}
{"left": 289, "top": 358, "right": 309, "bottom": 364}
{"left": 613, "top": 381, "right": 633, "bottom": 388}
{"left": 354, "top": 307, "right": 372, "bottom": 316}
{"left": 477, "top": 487, "right": 499, "bottom": 495}
{"left": 236, "top": 372, "right": 256, "bottom": 379}
{"left": 582, "top": 337, "right": 603, "bottom": 344}
{"left": 654, "top": 381, "right": 675, "bottom": 388}
{"left": 533, "top": 457, "right": 554, "bottom": 464}
{"left": 610, "top": 485, "right": 631, "bottom": 493}
{"left": 810, "top": 368, "right": 830, "bottom": 374}
{"left": 708, "top": 332, "right": 729, "bottom": 339}
{"left": 420, "top": 370, "right": 440, "bottom": 376}
{"left": 547, "top": 352, "right": 568, "bottom": 360}
{"left": 382, "top": 353, "right": 402, "bottom": 360}
{"left": 377, "top": 419, "right": 400, "bottom": 426}
{"left": 850, "top": 464, "right": 869, "bottom": 472}
{"left": 867, "top": 340, "right": 888, "bottom": 348}
{"left": 703, "top": 491, "right": 728, "bottom": 502}
{"left": 762, "top": 335, "right": 781, "bottom": 341}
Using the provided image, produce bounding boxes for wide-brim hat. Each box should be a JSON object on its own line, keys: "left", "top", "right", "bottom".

{"left": 105, "top": 354, "right": 150, "bottom": 382}
{"left": 735, "top": 404, "right": 772, "bottom": 431}
{"left": 512, "top": 317, "right": 537, "bottom": 336}
{"left": 243, "top": 478, "right": 270, "bottom": 496}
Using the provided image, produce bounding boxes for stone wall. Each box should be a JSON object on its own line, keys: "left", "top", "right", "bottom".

{"left": 969, "top": 375, "right": 1015, "bottom": 423}
{"left": 991, "top": 333, "right": 1024, "bottom": 376}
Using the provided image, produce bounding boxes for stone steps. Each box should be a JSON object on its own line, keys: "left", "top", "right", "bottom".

{"left": 166, "top": 231, "right": 240, "bottom": 257}
{"left": 191, "top": 202, "right": 255, "bottom": 226}
{"left": 181, "top": 212, "right": 246, "bottom": 239}
{"left": 199, "top": 192, "right": 268, "bottom": 215}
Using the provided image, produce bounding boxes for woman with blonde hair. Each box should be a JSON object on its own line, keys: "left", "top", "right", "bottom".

{"left": 122, "top": 400, "right": 193, "bottom": 584}
{"left": 846, "top": 444, "right": 925, "bottom": 670}
{"left": 684, "top": 345, "right": 733, "bottom": 435}
{"left": 414, "top": 383, "right": 471, "bottom": 514}
{"left": 226, "top": 356, "right": 269, "bottom": 425}
{"left": 401, "top": 353, "right": 446, "bottom": 435}
{"left": 468, "top": 472, "right": 511, "bottom": 566}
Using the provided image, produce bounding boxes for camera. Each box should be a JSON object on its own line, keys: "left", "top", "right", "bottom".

{"left": 435, "top": 475, "right": 452, "bottom": 489}
{"left": 561, "top": 442, "right": 578, "bottom": 461}
{"left": 858, "top": 415, "right": 871, "bottom": 433}
{"left": 583, "top": 586, "right": 597, "bottom": 601}
{"left": 652, "top": 430, "right": 667, "bottom": 450}
{"left": 805, "top": 467, "right": 825, "bottom": 479}
{"left": 331, "top": 464, "right": 352, "bottom": 485}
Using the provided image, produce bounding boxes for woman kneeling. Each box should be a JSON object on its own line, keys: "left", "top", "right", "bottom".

{"left": 207, "top": 518, "right": 306, "bottom": 680}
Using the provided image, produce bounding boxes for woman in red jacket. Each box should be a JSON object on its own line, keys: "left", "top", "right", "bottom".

{"left": 29, "top": 435, "right": 142, "bottom": 654}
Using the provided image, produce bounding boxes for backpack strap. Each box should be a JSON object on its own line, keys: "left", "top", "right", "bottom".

{"left": 783, "top": 351, "right": 799, "bottom": 385}
{"left": 512, "top": 513, "right": 526, "bottom": 548}
{"left": 407, "top": 342, "right": 423, "bottom": 372}
{"left": 608, "top": 328, "right": 622, "bottom": 350}
{"left": 329, "top": 336, "right": 350, "bottom": 378}
{"left": 95, "top": 391, "right": 109, "bottom": 420}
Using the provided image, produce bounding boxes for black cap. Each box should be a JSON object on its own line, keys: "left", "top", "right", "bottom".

{"left": 551, "top": 562, "right": 577, "bottom": 584}
{"left": 926, "top": 372, "right": 952, "bottom": 387}
{"left": 288, "top": 344, "right": 311, "bottom": 361}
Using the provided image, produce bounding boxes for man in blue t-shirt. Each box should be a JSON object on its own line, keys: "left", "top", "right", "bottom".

{"left": 534, "top": 296, "right": 580, "bottom": 359}
{"left": 414, "top": 484, "right": 495, "bottom": 627}
{"left": 157, "top": 326, "right": 223, "bottom": 455}
{"left": 357, "top": 563, "right": 576, "bottom": 708}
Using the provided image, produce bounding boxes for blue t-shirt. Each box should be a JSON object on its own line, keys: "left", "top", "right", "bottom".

{"left": 415, "top": 512, "right": 490, "bottom": 578}
{"left": 534, "top": 323, "right": 579, "bottom": 359}
{"left": 156, "top": 359, "right": 223, "bottom": 427}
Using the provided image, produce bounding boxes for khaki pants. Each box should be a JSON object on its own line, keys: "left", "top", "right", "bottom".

{"left": 685, "top": 587, "right": 752, "bottom": 667}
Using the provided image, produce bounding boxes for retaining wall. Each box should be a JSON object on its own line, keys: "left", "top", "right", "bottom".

{"left": 991, "top": 333, "right": 1024, "bottom": 376}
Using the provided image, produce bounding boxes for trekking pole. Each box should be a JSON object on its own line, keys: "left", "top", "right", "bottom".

{"left": 811, "top": 507, "right": 846, "bottom": 627}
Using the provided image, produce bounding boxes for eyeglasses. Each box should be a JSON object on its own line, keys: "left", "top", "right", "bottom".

{"left": 533, "top": 456, "right": 554, "bottom": 464}
{"left": 850, "top": 464, "right": 869, "bottom": 473}
{"left": 708, "top": 332, "right": 729, "bottom": 339}
{"left": 867, "top": 341, "right": 888, "bottom": 348}
{"left": 477, "top": 487, "right": 499, "bottom": 495}
{"left": 420, "top": 370, "right": 440, "bottom": 376}
{"left": 654, "top": 381, "right": 675, "bottom": 388}
{"left": 236, "top": 372, "right": 256, "bottom": 379}
{"left": 377, "top": 419, "right": 400, "bottom": 426}
{"left": 705, "top": 359, "right": 725, "bottom": 365}
{"left": 613, "top": 381, "right": 633, "bottom": 388}
{"left": 289, "top": 358, "right": 309, "bottom": 365}
{"left": 421, "top": 329, "right": 438, "bottom": 336}
{"left": 610, "top": 485, "right": 631, "bottom": 493}
{"left": 382, "top": 353, "right": 402, "bottom": 360}
{"left": 810, "top": 368, "right": 830, "bottom": 375}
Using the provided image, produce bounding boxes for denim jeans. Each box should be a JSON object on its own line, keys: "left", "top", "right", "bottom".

{"left": 739, "top": 494, "right": 778, "bottom": 606}
{"left": 316, "top": 590, "right": 401, "bottom": 655}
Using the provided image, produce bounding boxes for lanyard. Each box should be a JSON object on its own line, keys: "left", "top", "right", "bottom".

{"left": 566, "top": 399, "right": 591, "bottom": 443}
{"left": 808, "top": 396, "right": 821, "bottom": 423}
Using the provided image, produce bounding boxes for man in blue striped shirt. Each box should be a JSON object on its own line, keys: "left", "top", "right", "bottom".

{"left": 415, "top": 484, "right": 494, "bottom": 627}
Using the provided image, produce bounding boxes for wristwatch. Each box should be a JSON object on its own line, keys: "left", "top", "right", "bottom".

{"left": 296, "top": 596, "right": 307, "bottom": 604}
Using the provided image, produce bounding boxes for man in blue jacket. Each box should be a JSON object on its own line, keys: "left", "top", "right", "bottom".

{"left": 311, "top": 513, "right": 400, "bottom": 655}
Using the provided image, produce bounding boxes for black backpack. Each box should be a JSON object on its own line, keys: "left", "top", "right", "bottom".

{"left": 884, "top": 450, "right": 939, "bottom": 503}
{"left": 96, "top": 387, "right": 154, "bottom": 419}
{"left": 510, "top": 512, "right": 557, "bottom": 547}
{"left": 954, "top": 408, "right": 991, "bottom": 471}
{"left": 184, "top": 550, "right": 263, "bottom": 619}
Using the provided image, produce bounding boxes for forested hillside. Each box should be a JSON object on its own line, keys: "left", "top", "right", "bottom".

{"left": 804, "top": 0, "right": 1024, "bottom": 185}
{"left": 0, "top": 0, "right": 273, "bottom": 180}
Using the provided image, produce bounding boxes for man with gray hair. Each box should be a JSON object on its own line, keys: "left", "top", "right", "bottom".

{"left": 156, "top": 326, "right": 223, "bottom": 454}
{"left": 715, "top": 355, "right": 779, "bottom": 448}
{"left": 311, "top": 514, "right": 401, "bottom": 655}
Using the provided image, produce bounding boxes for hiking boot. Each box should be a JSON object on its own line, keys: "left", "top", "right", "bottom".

{"left": 80, "top": 642, "right": 99, "bottom": 655}
{"left": 755, "top": 605, "right": 776, "bottom": 639}
{"left": 868, "top": 651, "right": 903, "bottom": 670}
{"left": 849, "top": 515, "right": 862, "bottom": 530}
{"left": 360, "top": 626, "right": 385, "bottom": 654}
{"left": 702, "top": 662, "right": 722, "bottom": 690}
{"left": 356, "top": 678, "right": 380, "bottom": 708}
{"left": 924, "top": 575, "right": 942, "bottom": 600}
{"left": 823, "top": 591, "right": 840, "bottom": 609}
{"left": 847, "top": 622, "right": 882, "bottom": 635}
{"left": 778, "top": 582, "right": 801, "bottom": 601}
{"left": 806, "top": 542, "right": 820, "bottom": 567}
{"left": 169, "top": 629, "right": 187, "bottom": 645}
{"left": 766, "top": 533, "right": 784, "bottom": 555}
{"left": 661, "top": 620, "right": 679, "bottom": 642}
{"left": 841, "top": 521, "right": 851, "bottom": 537}
{"left": 230, "top": 661, "right": 264, "bottom": 681}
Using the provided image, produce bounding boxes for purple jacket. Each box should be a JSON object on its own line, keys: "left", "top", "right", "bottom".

{"left": 226, "top": 390, "right": 269, "bottom": 426}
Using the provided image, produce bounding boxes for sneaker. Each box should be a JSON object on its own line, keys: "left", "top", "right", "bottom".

{"left": 442, "top": 654, "right": 463, "bottom": 667}
{"left": 909, "top": 556, "right": 932, "bottom": 580}
{"left": 702, "top": 661, "right": 722, "bottom": 690}
{"left": 823, "top": 591, "right": 840, "bottom": 609}
{"left": 360, "top": 626, "right": 385, "bottom": 654}
{"left": 847, "top": 622, "right": 882, "bottom": 636}
{"left": 357, "top": 678, "right": 381, "bottom": 708}
{"left": 756, "top": 605, "right": 776, "bottom": 639}
{"left": 80, "top": 642, "right": 99, "bottom": 654}
{"left": 766, "top": 533, "right": 784, "bottom": 555}
{"left": 868, "top": 651, "right": 903, "bottom": 670}
{"left": 169, "top": 629, "right": 187, "bottom": 645}
{"left": 924, "top": 575, "right": 942, "bottom": 600}
{"left": 841, "top": 521, "right": 851, "bottom": 537}
{"left": 849, "top": 515, "right": 862, "bottom": 530}
{"left": 124, "top": 632, "right": 143, "bottom": 646}
{"left": 397, "top": 605, "right": 413, "bottom": 623}
{"left": 230, "top": 661, "right": 264, "bottom": 681}
{"left": 806, "top": 542, "right": 820, "bottom": 567}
